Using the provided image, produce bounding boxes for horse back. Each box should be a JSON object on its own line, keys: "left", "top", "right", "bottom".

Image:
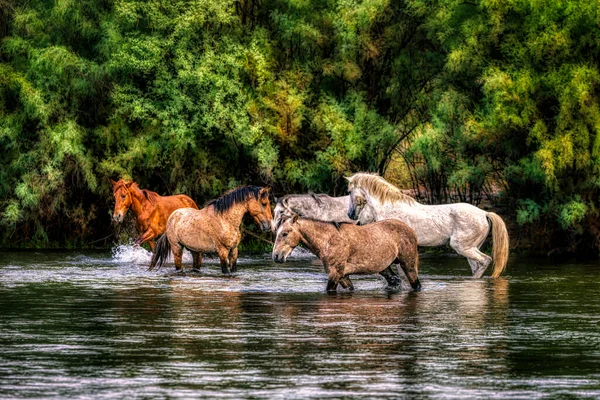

{"left": 341, "top": 219, "right": 418, "bottom": 253}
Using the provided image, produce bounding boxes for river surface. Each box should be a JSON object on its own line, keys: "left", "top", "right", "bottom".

{"left": 1, "top": 246, "right": 599, "bottom": 399}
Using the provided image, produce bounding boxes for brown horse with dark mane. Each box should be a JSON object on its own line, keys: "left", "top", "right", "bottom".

{"left": 150, "top": 186, "right": 272, "bottom": 274}
{"left": 111, "top": 179, "right": 198, "bottom": 251}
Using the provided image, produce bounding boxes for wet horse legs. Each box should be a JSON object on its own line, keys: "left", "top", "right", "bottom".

{"left": 379, "top": 266, "right": 401, "bottom": 287}
{"left": 339, "top": 276, "right": 354, "bottom": 291}
{"left": 229, "top": 247, "right": 239, "bottom": 273}
{"left": 191, "top": 251, "right": 202, "bottom": 272}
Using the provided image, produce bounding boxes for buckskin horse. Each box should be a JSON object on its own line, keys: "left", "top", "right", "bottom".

{"left": 272, "top": 214, "right": 421, "bottom": 293}
{"left": 150, "top": 186, "right": 273, "bottom": 274}
{"left": 346, "top": 172, "right": 509, "bottom": 278}
{"left": 111, "top": 179, "right": 198, "bottom": 252}
{"left": 272, "top": 194, "right": 401, "bottom": 287}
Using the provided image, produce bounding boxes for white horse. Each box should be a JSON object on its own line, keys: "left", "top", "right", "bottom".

{"left": 346, "top": 173, "right": 509, "bottom": 278}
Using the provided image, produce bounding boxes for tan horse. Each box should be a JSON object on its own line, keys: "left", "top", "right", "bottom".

{"left": 150, "top": 186, "right": 272, "bottom": 274}
{"left": 273, "top": 215, "right": 421, "bottom": 293}
{"left": 111, "top": 179, "right": 198, "bottom": 251}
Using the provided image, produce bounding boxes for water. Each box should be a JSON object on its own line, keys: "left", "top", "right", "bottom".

{"left": 1, "top": 248, "right": 600, "bottom": 399}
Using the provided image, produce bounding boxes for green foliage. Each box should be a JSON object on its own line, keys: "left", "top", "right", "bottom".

{"left": 1, "top": 0, "right": 600, "bottom": 253}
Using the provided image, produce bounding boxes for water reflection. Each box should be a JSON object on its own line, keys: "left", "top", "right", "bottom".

{"left": 1, "top": 252, "right": 600, "bottom": 398}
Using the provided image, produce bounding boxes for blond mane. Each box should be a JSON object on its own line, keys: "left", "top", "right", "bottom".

{"left": 347, "top": 172, "right": 416, "bottom": 205}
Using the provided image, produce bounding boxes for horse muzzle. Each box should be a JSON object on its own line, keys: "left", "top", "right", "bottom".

{"left": 347, "top": 208, "right": 358, "bottom": 220}
{"left": 272, "top": 253, "right": 286, "bottom": 263}
{"left": 113, "top": 213, "right": 124, "bottom": 223}
{"left": 261, "top": 221, "right": 272, "bottom": 232}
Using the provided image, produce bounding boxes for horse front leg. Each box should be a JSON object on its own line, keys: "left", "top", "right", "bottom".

{"left": 229, "top": 247, "right": 239, "bottom": 273}
{"left": 397, "top": 256, "right": 421, "bottom": 291}
{"left": 134, "top": 228, "right": 156, "bottom": 247}
{"left": 217, "top": 247, "right": 231, "bottom": 275}
{"left": 192, "top": 251, "right": 202, "bottom": 272}
{"left": 325, "top": 263, "right": 344, "bottom": 293}
{"left": 379, "top": 266, "right": 401, "bottom": 288}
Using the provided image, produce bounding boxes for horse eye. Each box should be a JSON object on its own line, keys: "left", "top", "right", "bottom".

{"left": 121, "top": 195, "right": 126, "bottom": 199}
{"left": 282, "top": 232, "right": 288, "bottom": 237}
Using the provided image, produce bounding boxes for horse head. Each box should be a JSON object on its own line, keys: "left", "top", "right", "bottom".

{"left": 272, "top": 213, "right": 301, "bottom": 263}
{"left": 347, "top": 182, "right": 369, "bottom": 222}
{"left": 271, "top": 198, "right": 294, "bottom": 233}
{"left": 111, "top": 179, "right": 134, "bottom": 223}
{"left": 247, "top": 187, "right": 273, "bottom": 232}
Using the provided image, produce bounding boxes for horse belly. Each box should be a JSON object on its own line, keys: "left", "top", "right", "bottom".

{"left": 344, "top": 241, "right": 397, "bottom": 275}
{"left": 179, "top": 232, "right": 216, "bottom": 253}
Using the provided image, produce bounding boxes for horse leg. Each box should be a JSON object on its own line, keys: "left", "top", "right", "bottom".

{"left": 396, "top": 255, "right": 421, "bottom": 291}
{"left": 451, "top": 242, "right": 492, "bottom": 278}
{"left": 148, "top": 240, "right": 156, "bottom": 253}
{"left": 326, "top": 278, "right": 340, "bottom": 293}
{"left": 217, "top": 247, "right": 231, "bottom": 275}
{"left": 171, "top": 243, "right": 184, "bottom": 271}
{"left": 325, "top": 263, "right": 344, "bottom": 293}
{"left": 379, "top": 266, "right": 401, "bottom": 288}
{"left": 192, "top": 251, "right": 202, "bottom": 272}
{"left": 229, "top": 247, "right": 239, "bottom": 273}
{"left": 134, "top": 228, "right": 155, "bottom": 247}
{"left": 339, "top": 276, "right": 354, "bottom": 291}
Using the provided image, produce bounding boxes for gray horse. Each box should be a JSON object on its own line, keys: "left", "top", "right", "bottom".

{"left": 271, "top": 193, "right": 401, "bottom": 287}
{"left": 346, "top": 173, "right": 509, "bottom": 278}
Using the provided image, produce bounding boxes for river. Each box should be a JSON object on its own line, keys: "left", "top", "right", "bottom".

{"left": 1, "top": 246, "right": 599, "bottom": 398}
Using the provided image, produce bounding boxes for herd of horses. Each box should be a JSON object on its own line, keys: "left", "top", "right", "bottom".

{"left": 111, "top": 173, "right": 509, "bottom": 292}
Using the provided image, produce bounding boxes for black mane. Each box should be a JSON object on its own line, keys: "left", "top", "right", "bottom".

{"left": 206, "top": 185, "right": 266, "bottom": 213}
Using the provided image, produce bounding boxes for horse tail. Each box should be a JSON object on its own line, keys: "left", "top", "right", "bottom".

{"left": 149, "top": 234, "right": 170, "bottom": 271}
{"left": 486, "top": 212, "right": 509, "bottom": 278}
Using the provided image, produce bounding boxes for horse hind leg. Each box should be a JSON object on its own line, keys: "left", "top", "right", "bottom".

{"left": 172, "top": 243, "right": 184, "bottom": 271}
{"left": 339, "top": 276, "right": 354, "bottom": 291}
{"left": 452, "top": 244, "right": 491, "bottom": 279}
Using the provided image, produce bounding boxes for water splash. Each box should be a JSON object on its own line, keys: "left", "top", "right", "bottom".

{"left": 111, "top": 243, "right": 155, "bottom": 264}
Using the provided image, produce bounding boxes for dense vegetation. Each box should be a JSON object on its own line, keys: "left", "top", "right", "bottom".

{"left": 1, "top": 0, "right": 599, "bottom": 253}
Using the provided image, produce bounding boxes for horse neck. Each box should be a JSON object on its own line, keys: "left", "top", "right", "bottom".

{"left": 128, "top": 185, "right": 151, "bottom": 217}
{"left": 218, "top": 201, "right": 248, "bottom": 227}
{"left": 296, "top": 220, "right": 336, "bottom": 258}
{"left": 368, "top": 195, "right": 417, "bottom": 219}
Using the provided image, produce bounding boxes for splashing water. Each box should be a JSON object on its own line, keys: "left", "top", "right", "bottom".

{"left": 112, "top": 242, "right": 315, "bottom": 265}
{"left": 111, "top": 243, "right": 199, "bottom": 264}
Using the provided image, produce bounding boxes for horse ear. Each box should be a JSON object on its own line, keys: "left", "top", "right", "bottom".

{"left": 344, "top": 176, "right": 351, "bottom": 181}
{"left": 292, "top": 213, "right": 299, "bottom": 224}
{"left": 125, "top": 181, "right": 133, "bottom": 188}
{"left": 110, "top": 179, "right": 117, "bottom": 187}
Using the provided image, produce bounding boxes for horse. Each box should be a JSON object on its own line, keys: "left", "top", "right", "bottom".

{"left": 346, "top": 173, "right": 509, "bottom": 278}
{"left": 111, "top": 179, "right": 198, "bottom": 251}
{"left": 272, "top": 194, "right": 401, "bottom": 286}
{"left": 149, "top": 186, "right": 272, "bottom": 274}
{"left": 272, "top": 214, "right": 421, "bottom": 293}
{"left": 271, "top": 193, "right": 376, "bottom": 231}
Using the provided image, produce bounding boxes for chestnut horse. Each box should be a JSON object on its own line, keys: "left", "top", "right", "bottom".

{"left": 272, "top": 214, "right": 421, "bottom": 293}
{"left": 111, "top": 179, "right": 198, "bottom": 251}
{"left": 150, "top": 186, "right": 272, "bottom": 274}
